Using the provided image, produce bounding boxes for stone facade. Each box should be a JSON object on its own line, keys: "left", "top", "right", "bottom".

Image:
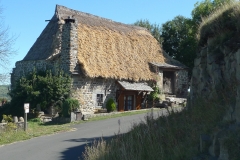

{"left": 71, "top": 76, "right": 117, "bottom": 113}
{"left": 12, "top": 16, "right": 79, "bottom": 78}
{"left": 154, "top": 67, "right": 188, "bottom": 98}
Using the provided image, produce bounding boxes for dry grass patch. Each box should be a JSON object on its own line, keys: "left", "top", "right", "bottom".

{"left": 82, "top": 100, "right": 227, "bottom": 160}
{"left": 198, "top": 1, "right": 240, "bottom": 48}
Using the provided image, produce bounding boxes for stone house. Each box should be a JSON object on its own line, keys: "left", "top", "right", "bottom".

{"left": 11, "top": 5, "right": 188, "bottom": 113}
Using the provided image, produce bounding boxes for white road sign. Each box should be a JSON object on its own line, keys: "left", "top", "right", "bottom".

{"left": 24, "top": 103, "right": 30, "bottom": 113}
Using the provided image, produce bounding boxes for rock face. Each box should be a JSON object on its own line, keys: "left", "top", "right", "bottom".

{"left": 189, "top": 3, "right": 240, "bottom": 159}
{"left": 189, "top": 3, "right": 240, "bottom": 124}
{"left": 190, "top": 41, "right": 240, "bottom": 123}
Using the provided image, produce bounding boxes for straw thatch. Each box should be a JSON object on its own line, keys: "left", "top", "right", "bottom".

{"left": 77, "top": 23, "right": 166, "bottom": 81}
{"left": 22, "top": 5, "right": 186, "bottom": 81}
{"left": 55, "top": 5, "right": 167, "bottom": 81}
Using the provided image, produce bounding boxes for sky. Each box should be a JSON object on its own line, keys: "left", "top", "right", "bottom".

{"left": 0, "top": 0, "right": 200, "bottom": 84}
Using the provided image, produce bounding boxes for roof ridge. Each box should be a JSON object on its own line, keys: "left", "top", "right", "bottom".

{"left": 55, "top": 4, "right": 148, "bottom": 31}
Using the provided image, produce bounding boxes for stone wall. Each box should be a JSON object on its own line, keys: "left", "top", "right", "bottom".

{"left": 0, "top": 122, "right": 25, "bottom": 132}
{"left": 155, "top": 69, "right": 188, "bottom": 98}
{"left": 11, "top": 60, "right": 56, "bottom": 87}
{"left": 175, "top": 70, "right": 188, "bottom": 97}
{"left": 71, "top": 76, "right": 117, "bottom": 113}
{"left": 156, "top": 70, "right": 163, "bottom": 91}
{"left": 189, "top": 41, "right": 240, "bottom": 123}
{"left": 11, "top": 16, "right": 78, "bottom": 87}
{"left": 60, "top": 19, "right": 79, "bottom": 74}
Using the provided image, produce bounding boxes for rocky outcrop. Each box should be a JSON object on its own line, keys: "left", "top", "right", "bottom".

{"left": 190, "top": 44, "right": 240, "bottom": 122}
{"left": 189, "top": 3, "right": 240, "bottom": 159}
{"left": 189, "top": 2, "right": 240, "bottom": 124}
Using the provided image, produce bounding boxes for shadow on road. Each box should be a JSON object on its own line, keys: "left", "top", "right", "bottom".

{"left": 60, "top": 135, "right": 116, "bottom": 160}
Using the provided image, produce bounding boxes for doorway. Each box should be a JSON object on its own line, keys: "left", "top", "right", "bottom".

{"left": 124, "top": 95, "right": 134, "bottom": 111}
{"left": 163, "top": 71, "right": 175, "bottom": 94}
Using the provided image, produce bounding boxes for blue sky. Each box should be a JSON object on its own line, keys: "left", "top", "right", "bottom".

{"left": 0, "top": 0, "right": 200, "bottom": 84}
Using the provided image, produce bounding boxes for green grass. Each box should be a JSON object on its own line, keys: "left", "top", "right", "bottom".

{"left": 0, "top": 108, "right": 156, "bottom": 146}
{"left": 0, "top": 119, "right": 71, "bottom": 145}
{"left": 78, "top": 109, "right": 160, "bottom": 123}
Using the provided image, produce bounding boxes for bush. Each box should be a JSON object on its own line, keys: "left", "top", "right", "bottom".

{"left": 62, "top": 98, "right": 80, "bottom": 117}
{"left": 106, "top": 98, "right": 116, "bottom": 112}
{"left": 148, "top": 84, "right": 160, "bottom": 101}
{"left": 7, "top": 69, "right": 71, "bottom": 116}
{"left": 2, "top": 114, "right": 13, "bottom": 123}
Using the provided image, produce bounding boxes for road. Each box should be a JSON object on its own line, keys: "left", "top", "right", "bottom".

{"left": 0, "top": 109, "right": 168, "bottom": 160}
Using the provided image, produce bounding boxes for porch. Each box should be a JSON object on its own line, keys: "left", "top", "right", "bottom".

{"left": 116, "top": 81, "right": 153, "bottom": 112}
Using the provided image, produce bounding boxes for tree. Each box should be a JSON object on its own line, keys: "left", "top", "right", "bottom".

{"left": 134, "top": 19, "right": 162, "bottom": 43}
{"left": 0, "top": 6, "right": 16, "bottom": 84}
{"left": 134, "top": 0, "right": 237, "bottom": 76}
{"left": 161, "top": 16, "right": 197, "bottom": 70}
{"left": 7, "top": 69, "right": 71, "bottom": 116}
{"left": 192, "top": 0, "right": 235, "bottom": 25}
{"left": 161, "top": 0, "right": 236, "bottom": 71}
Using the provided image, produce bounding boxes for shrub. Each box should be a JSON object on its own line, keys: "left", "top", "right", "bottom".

{"left": 6, "top": 122, "right": 17, "bottom": 131}
{"left": 148, "top": 83, "right": 160, "bottom": 101}
{"left": 106, "top": 98, "right": 116, "bottom": 112}
{"left": 62, "top": 98, "right": 80, "bottom": 117}
{"left": 2, "top": 114, "right": 13, "bottom": 123}
{"left": 7, "top": 69, "right": 71, "bottom": 116}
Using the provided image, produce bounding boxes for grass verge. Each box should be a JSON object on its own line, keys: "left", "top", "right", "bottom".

{"left": 0, "top": 108, "right": 156, "bottom": 146}
{"left": 0, "top": 119, "right": 71, "bottom": 146}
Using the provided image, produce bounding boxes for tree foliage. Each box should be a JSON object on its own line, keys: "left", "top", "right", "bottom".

{"left": 134, "top": 19, "right": 162, "bottom": 43}
{"left": 7, "top": 69, "right": 71, "bottom": 116}
{"left": 161, "top": 16, "right": 197, "bottom": 70}
{"left": 134, "top": 0, "right": 237, "bottom": 76}
{"left": 192, "top": 0, "right": 234, "bottom": 25}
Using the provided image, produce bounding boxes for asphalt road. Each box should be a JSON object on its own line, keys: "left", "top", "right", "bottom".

{"left": 0, "top": 109, "right": 168, "bottom": 160}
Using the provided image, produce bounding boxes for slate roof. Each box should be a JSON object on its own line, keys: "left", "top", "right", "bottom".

{"left": 117, "top": 81, "right": 153, "bottom": 92}
{"left": 150, "top": 62, "right": 186, "bottom": 70}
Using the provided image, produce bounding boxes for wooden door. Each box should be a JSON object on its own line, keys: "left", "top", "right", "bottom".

{"left": 124, "top": 95, "right": 134, "bottom": 111}
{"left": 118, "top": 94, "right": 124, "bottom": 112}
{"left": 163, "top": 71, "right": 175, "bottom": 94}
{"left": 136, "top": 93, "right": 142, "bottom": 110}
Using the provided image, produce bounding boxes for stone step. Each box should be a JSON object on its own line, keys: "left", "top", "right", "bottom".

{"left": 165, "top": 94, "right": 176, "bottom": 97}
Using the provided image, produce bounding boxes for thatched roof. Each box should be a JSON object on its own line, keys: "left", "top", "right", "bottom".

{"left": 23, "top": 5, "right": 186, "bottom": 81}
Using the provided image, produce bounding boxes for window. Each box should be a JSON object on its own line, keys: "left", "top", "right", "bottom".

{"left": 124, "top": 95, "right": 133, "bottom": 111}
{"left": 96, "top": 94, "right": 103, "bottom": 106}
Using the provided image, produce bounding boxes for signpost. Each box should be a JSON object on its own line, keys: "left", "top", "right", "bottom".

{"left": 24, "top": 103, "right": 29, "bottom": 131}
